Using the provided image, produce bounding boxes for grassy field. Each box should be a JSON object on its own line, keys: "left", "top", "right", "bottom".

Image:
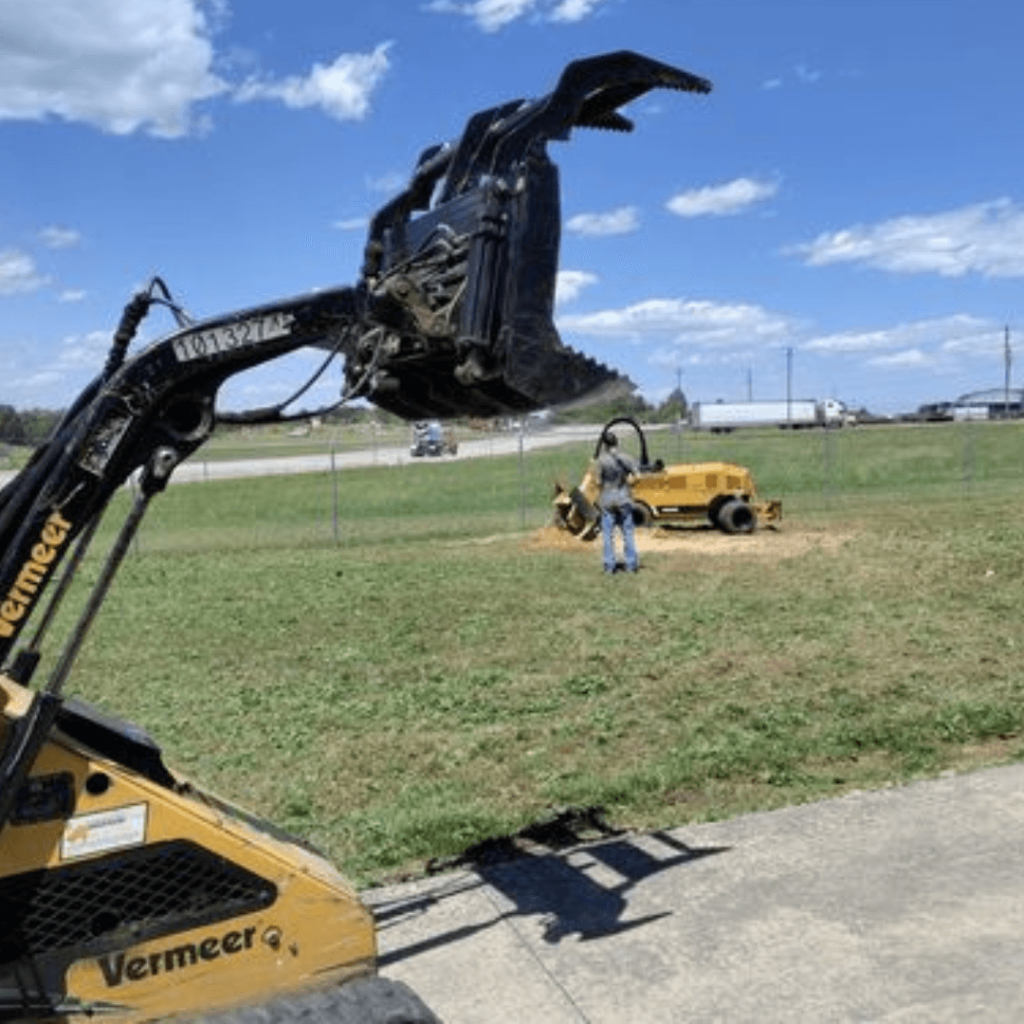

{"left": 33, "top": 419, "right": 1024, "bottom": 883}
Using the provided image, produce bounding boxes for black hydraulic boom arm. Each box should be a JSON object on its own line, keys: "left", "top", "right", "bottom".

{"left": 0, "top": 51, "right": 710, "bottom": 826}
{"left": 0, "top": 283, "right": 364, "bottom": 665}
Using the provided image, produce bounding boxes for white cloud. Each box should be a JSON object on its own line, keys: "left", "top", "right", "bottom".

{"left": 803, "top": 314, "right": 1010, "bottom": 389}
{"left": 566, "top": 206, "right": 639, "bottom": 237}
{"left": 941, "top": 326, "right": 1013, "bottom": 356}
{"left": 868, "top": 348, "right": 932, "bottom": 370}
{"left": 667, "top": 178, "right": 779, "bottom": 218}
{"left": 804, "top": 315, "right": 992, "bottom": 355}
{"left": 0, "top": 3, "right": 392, "bottom": 137}
{"left": 424, "top": 0, "right": 607, "bottom": 32}
{"left": 559, "top": 297, "right": 794, "bottom": 347}
{"left": 549, "top": 0, "right": 608, "bottom": 23}
{"left": 0, "top": 0, "right": 227, "bottom": 137}
{"left": 39, "top": 226, "right": 82, "bottom": 249}
{"left": 555, "top": 270, "right": 598, "bottom": 305}
{"left": 366, "top": 171, "right": 408, "bottom": 195}
{"left": 234, "top": 43, "right": 392, "bottom": 122}
{"left": 1, "top": 329, "right": 109, "bottom": 405}
{"left": 59, "top": 289, "right": 88, "bottom": 303}
{"left": 56, "top": 330, "right": 111, "bottom": 371}
{"left": 334, "top": 217, "right": 369, "bottom": 232}
{"left": 761, "top": 64, "right": 823, "bottom": 90}
{"left": 791, "top": 199, "right": 1024, "bottom": 279}
{"left": 0, "top": 250, "right": 48, "bottom": 295}
{"left": 425, "top": 0, "right": 536, "bottom": 32}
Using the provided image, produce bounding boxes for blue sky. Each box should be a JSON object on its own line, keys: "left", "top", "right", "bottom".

{"left": 2, "top": 0, "right": 1023, "bottom": 417}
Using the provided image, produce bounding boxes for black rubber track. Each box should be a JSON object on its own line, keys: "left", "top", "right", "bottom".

{"left": 181, "top": 976, "right": 442, "bottom": 1024}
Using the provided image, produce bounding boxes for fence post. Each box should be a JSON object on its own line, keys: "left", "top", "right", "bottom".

{"left": 518, "top": 421, "right": 527, "bottom": 528}
{"left": 822, "top": 425, "right": 837, "bottom": 504}
{"left": 961, "top": 420, "right": 976, "bottom": 495}
{"left": 331, "top": 446, "right": 341, "bottom": 544}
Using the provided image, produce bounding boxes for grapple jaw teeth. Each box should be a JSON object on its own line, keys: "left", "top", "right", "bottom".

{"left": 347, "top": 51, "right": 710, "bottom": 420}
{"left": 558, "top": 50, "right": 713, "bottom": 135}
{"left": 578, "top": 110, "right": 634, "bottom": 133}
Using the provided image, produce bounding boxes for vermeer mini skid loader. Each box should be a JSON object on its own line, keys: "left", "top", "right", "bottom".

{"left": 0, "top": 52, "right": 711, "bottom": 1022}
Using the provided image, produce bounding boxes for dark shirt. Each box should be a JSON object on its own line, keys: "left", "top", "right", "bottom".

{"left": 596, "top": 447, "right": 638, "bottom": 510}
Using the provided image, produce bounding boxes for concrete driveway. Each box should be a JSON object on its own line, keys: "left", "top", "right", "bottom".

{"left": 367, "top": 763, "right": 1024, "bottom": 1023}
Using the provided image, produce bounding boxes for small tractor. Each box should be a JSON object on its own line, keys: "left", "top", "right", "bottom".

{"left": 554, "top": 417, "right": 781, "bottom": 540}
{"left": 410, "top": 421, "right": 458, "bottom": 458}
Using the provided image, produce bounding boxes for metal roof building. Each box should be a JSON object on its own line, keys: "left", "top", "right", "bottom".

{"left": 953, "top": 389, "right": 1024, "bottom": 418}
{"left": 956, "top": 388, "right": 1024, "bottom": 405}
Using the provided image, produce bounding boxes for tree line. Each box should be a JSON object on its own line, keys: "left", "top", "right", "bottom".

{"left": 0, "top": 405, "right": 63, "bottom": 447}
{"left": 0, "top": 387, "right": 689, "bottom": 452}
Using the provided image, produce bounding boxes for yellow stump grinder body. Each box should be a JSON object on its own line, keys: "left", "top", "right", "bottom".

{"left": 554, "top": 417, "right": 780, "bottom": 539}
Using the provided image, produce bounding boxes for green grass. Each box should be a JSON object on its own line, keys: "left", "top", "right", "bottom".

{"left": 25, "top": 419, "right": 1024, "bottom": 883}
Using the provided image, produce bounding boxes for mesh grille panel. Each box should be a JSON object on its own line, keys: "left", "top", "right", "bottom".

{"left": 0, "top": 841, "right": 276, "bottom": 962}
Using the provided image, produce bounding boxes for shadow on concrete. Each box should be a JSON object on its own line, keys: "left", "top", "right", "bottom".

{"left": 375, "top": 808, "right": 728, "bottom": 966}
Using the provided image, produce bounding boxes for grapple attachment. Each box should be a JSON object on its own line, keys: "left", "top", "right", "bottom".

{"left": 343, "top": 51, "right": 712, "bottom": 420}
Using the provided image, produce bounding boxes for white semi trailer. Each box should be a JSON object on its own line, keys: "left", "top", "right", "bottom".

{"left": 690, "top": 398, "right": 849, "bottom": 431}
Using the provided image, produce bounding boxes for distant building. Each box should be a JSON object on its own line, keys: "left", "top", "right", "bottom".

{"left": 913, "top": 389, "right": 1024, "bottom": 422}
{"left": 954, "top": 388, "right": 1024, "bottom": 420}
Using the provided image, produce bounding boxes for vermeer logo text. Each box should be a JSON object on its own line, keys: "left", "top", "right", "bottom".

{"left": 0, "top": 511, "right": 72, "bottom": 638}
{"left": 98, "top": 926, "right": 258, "bottom": 988}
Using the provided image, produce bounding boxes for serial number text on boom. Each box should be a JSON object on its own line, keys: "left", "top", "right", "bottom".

{"left": 172, "top": 312, "right": 295, "bottom": 363}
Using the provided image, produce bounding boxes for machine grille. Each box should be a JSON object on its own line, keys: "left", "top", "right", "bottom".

{"left": 0, "top": 840, "right": 276, "bottom": 962}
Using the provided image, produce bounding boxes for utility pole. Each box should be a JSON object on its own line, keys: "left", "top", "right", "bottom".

{"left": 1005, "top": 325, "right": 1012, "bottom": 419}
{"left": 675, "top": 366, "right": 685, "bottom": 460}
{"left": 786, "top": 347, "right": 793, "bottom": 424}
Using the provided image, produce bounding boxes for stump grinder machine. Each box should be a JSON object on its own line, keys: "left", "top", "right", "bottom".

{"left": 0, "top": 52, "right": 711, "bottom": 1022}
{"left": 553, "top": 417, "right": 781, "bottom": 539}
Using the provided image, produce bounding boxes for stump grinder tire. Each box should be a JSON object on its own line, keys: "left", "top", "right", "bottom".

{"left": 631, "top": 502, "right": 654, "bottom": 529}
{"left": 182, "top": 976, "right": 442, "bottom": 1024}
{"left": 716, "top": 498, "right": 757, "bottom": 535}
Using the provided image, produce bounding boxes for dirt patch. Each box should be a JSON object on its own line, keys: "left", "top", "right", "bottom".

{"left": 526, "top": 523, "right": 855, "bottom": 564}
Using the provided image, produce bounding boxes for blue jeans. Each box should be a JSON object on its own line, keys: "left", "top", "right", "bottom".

{"left": 601, "top": 505, "right": 639, "bottom": 573}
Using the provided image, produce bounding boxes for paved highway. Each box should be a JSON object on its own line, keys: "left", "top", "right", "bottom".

{"left": 0, "top": 423, "right": 612, "bottom": 489}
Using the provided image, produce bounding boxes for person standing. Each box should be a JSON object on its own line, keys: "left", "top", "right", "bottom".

{"left": 596, "top": 431, "right": 639, "bottom": 574}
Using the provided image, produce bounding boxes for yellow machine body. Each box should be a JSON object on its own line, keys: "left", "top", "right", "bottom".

{"left": 630, "top": 460, "right": 782, "bottom": 529}
{"left": 555, "top": 458, "right": 781, "bottom": 538}
{"left": 0, "top": 675, "right": 376, "bottom": 1022}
